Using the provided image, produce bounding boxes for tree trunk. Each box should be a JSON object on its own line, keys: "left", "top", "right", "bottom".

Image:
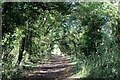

{"left": 17, "top": 37, "right": 25, "bottom": 65}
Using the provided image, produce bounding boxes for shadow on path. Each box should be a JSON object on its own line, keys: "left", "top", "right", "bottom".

{"left": 13, "top": 54, "right": 75, "bottom": 80}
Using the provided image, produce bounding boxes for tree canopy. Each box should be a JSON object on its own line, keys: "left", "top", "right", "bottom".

{"left": 1, "top": 2, "right": 119, "bottom": 80}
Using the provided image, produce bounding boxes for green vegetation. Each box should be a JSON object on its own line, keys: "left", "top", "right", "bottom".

{"left": 1, "top": 2, "right": 119, "bottom": 80}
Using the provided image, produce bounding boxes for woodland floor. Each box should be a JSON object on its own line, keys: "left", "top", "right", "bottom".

{"left": 13, "top": 54, "right": 76, "bottom": 80}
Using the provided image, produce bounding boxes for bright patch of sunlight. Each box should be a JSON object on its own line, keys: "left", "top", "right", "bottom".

{"left": 51, "top": 44, "right": 62, "bottom": 55}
